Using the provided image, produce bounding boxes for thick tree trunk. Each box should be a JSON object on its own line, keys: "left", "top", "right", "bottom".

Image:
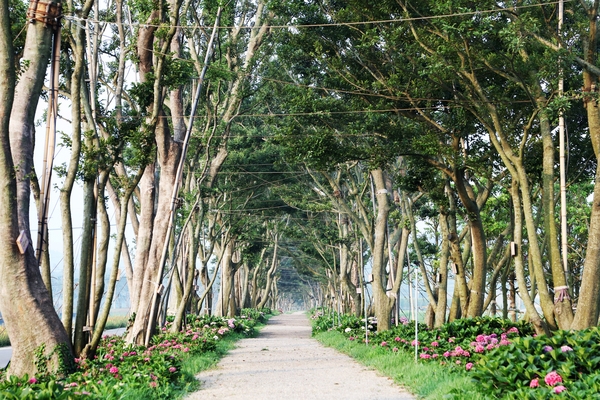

{"left": 370, "top": 169, "right": 394, "bottom": 331}
{"left": 572, "top": 9, "right": 600, "bottom": 328}
{"left": 0, "top": 0, "right": 74, "bottom": 377}
{"left": 453, "top": 168, "right": 486, "bottom": 317}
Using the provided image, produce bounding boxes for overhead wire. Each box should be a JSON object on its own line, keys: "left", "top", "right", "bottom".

{"left": 62, "top": 1, "right": 569, "bottom": 31}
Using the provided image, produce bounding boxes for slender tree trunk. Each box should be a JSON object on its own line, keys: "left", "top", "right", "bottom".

{"left": 81, "top": 170, "right": 143, "bottom": 358}
{"left": 435, "top": 210, "right": 450, "bottom": 327}
{"left": 510, "top": 180, "right": 548, "bottom": 334}
{"left": 258, "top": 236, "right": 279, "bottom": 310}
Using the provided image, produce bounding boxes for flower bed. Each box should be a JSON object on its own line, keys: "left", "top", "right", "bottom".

{"left": 311, "top": 311, "right": 600, "bottom": 397}
{"left": 0, "top": 313, "right": 263, "bottom": 399}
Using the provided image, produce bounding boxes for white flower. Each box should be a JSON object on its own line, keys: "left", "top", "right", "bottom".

{"left": 344, "top": 328, "right": 352, "bottom": 333}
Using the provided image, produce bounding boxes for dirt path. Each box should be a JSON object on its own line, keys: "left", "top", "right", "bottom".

{"left": 186, "top": 312, "right": 415, "bottom": 400}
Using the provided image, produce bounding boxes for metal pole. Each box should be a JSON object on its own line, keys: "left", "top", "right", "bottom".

{"left": 558, "top": 0, "right": 569, "bottom": 285}
{"left": 414, "top": 265, "right": 418, "bottom": 362}
{"left": 36, "top": 22, "right": 61, "bottom": 264}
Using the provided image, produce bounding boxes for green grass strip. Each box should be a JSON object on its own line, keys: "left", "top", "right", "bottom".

{"left": 315, "top": 330, "right": 487, "bottom": 400}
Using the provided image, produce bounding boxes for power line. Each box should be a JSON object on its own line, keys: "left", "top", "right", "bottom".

{"left": 63, "top": 1, "right": 568, "bottom": 31}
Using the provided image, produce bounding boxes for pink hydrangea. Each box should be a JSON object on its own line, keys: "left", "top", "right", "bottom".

{"left": 28, "top": 377, "right": 38, "bottom": 384}
{"left": 554, "top": 385, "right": 567, "bottom": 394}
{"left": 109, "top": 366, "right": 119, "bottom": 374}
{"left": 465, "top": 362, "right": 473, "bottom": 371}
{"left": 560, "top": 345, "right": 573, "bottom": 353}
{"left": 530, "top": 378, "right": 539, "bottom": 388}
{"left": 544, "top": 371, "right": 563, "bottom": 386}
{"left": 169, "top": 367, "right": 177, "bottom": 373}
{"left": 394, "top": 337, "right": 401, "bottom": 342}
{"left": 381, "top": 341, "right": 388, "bottom": 347}
{"left": 419, "top": 353, "right": 431, "bottom": 359}
{"left": 392, "top": 347, "right": 398, "bottom": 352}
{"left": 431, "top": 341, "right": 439, "bottom": 347}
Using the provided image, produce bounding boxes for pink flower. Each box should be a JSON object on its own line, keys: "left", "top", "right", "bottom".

{"left": 544, "top": 371, "right": 563, "bottom": 386}
{"left": 169, "top": 367, "right": 177, "bottom": 373}
{"left": 380, "top": 341, "right": 388, "bottom": 347}
{"left": 543, "top": 345, "right": 553, "bottom": 353}
{"left": 28, "top": 377, "right": 38, "bottom": 384}
{"left": 109, "top": 366, "right": 119, "bottom": 374}
{"left": 455, "top": 360, "right": 462, "bottom": 365}
{"left": 507, "top": 327, "right": 519, "bottom": 334}
{"left": 431, "top": 341, "right": 439, "bottom": 347}
{"left": 554, "top": 385, "right": 567, "bottom": 394}
{"left": 394, "top": 337, "right": 401, "bottom": 342}
{"left": 150, "top": 381, "right": 157, "bottom": 388}
{"left": 392, "top": 347, "right": 398, "bottom": 352}
{"left": 348, "top": 336, "right": 355, "bottom": 341}
{"left": 465, "top": 362, "right": 473, "bottom": 371}
{"left": 419, "top": 353, "right": 431, "bottom": 359}
{"left": 560, "top": 345, "right": 573, "bottom": 353}
{"left": 474, "top": 344, "right": 485, "bottom": 353}
{"left": 530, "top": 378, "right": 539, "bottom": 388}
{"left": 411, "top": 340, "right": 420, "bottom": 346}
{"left": 443, "top": 351, "right": 451, "bottom": 357}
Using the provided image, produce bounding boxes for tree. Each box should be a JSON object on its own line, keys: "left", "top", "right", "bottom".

{"left": 0, "top": 0, "right": 74, "bottom": 377}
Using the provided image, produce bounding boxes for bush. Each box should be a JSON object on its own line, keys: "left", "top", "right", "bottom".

{"left": 471, "top": 327, "right": 600, "bottom": 398}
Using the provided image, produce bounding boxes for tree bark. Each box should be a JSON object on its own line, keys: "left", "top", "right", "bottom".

{"left": 0, "top": 0, "right": 74, "bottom": 376}
{"left": 370, "top": 169, "right": 394, "bottom": 331}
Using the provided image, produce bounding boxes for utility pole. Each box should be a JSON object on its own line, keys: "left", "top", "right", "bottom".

{"left": 558, "top": 0, "right": 570, "bottom": 287}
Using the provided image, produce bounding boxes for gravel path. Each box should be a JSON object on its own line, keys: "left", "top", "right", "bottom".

{"left": 186, "top": 312, "right": 415, "bottom": 400}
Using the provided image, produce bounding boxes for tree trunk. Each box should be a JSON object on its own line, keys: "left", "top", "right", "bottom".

{"left": 572, "top": 6, "right": 600, "bottom": 329}
{"left": 370, "top": 169, "right": 394, "bottom": 331}
{"left": 510, "top": 180, "right": 548, "bottom": 335}
{"left": 0, "top": 0, "right": 74, "bottom": 376}
{"left": 435, "top": 210, "right": 450, "bottom": 327}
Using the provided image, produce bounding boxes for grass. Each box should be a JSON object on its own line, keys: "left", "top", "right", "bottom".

{"left": 104, "top": 315, "right": 130, "bottom": 330}
{"left": 315, "top": 330, "right": 486, "bottom": 400}
{"left": 0, "top": 329, "right": 7, "bottom": 347}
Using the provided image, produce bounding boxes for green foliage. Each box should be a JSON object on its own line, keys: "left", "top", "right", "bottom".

{"left": 471, "top": 327, "right": 600, "bottom": 398}
{"left": 129, "top": 80, "right": 154, "bottom": 111}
